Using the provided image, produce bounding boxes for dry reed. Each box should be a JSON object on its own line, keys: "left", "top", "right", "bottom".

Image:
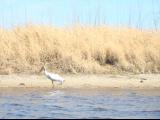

{"left": 0, "top": 25, "right": 160, "bottom": 74}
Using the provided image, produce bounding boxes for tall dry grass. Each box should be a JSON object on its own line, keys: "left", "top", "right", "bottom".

{"left": 0, "top": 25, "right": 160, "bottom": 74}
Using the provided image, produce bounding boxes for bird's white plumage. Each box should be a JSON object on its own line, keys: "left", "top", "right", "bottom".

{"left": 44, "top": 66, "right": 65, "bottom": 84}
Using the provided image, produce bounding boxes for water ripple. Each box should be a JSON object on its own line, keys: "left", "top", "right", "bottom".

{"left": 0, "top": 89, "right": 160, "bottom": 119}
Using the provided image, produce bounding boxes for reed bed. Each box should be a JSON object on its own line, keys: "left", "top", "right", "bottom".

{"left": 0, "top": 25, "right": 160, "bottom": 74}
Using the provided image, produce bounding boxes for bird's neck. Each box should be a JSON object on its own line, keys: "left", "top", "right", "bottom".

{"left": 44, "top": 67, "right": 49, "bottom": 75}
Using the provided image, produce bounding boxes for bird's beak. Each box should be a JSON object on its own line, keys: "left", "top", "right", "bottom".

{"left": 39, "top": 66, "right": 44, "bottom": 73}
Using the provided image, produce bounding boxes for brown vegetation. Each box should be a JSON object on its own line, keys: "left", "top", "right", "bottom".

{"left": 0, "top": 25, "right": 160, "bottom": 74}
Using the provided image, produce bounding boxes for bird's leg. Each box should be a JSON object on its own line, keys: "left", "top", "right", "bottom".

{"left": 52, "top": 80, "right": 54, "bottom": 88}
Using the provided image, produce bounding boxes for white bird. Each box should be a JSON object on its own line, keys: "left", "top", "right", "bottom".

{"left": 40, "top": 65, "right": 65, "bottom": 87}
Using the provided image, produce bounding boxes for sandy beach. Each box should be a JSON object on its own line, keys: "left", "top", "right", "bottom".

{"left": 0, "top": 74, "right": 160, "bottom": 89}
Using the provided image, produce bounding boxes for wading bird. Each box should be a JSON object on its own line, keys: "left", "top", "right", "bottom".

{"left": 39, "top": 65, "right": 65, "bottom": 87}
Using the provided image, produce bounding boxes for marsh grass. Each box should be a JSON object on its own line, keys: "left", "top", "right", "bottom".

{"left": 0, "top": 25, "right": 160, "bottom": 74}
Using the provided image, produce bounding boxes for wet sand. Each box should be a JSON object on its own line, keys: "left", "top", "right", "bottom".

{"left": 0, "top": 74, "right": 160, "bottom": 89}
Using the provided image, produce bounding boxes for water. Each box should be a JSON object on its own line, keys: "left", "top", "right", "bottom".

{"left": 0, "top": 88, "right": 160, "bottom": 119}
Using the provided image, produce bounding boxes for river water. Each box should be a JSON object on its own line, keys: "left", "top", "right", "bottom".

{"left": 0, "top": 88, "right": 160, "bottom": 119}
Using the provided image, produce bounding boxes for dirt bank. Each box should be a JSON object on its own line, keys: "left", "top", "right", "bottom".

{"left": 0, "top": 74, "right": 160, "bottom": 89}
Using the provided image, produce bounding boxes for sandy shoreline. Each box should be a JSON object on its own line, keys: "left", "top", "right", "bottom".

{"left": 0, "top": 74, "right": 160, "bottom": 90}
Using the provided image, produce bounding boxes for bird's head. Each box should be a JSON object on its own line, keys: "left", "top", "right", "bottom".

{"left": 39, "top": 66, "right": 44, "bottom": 73}
{"left": 39, "top": 63, "right": 47, "bottom": 74}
